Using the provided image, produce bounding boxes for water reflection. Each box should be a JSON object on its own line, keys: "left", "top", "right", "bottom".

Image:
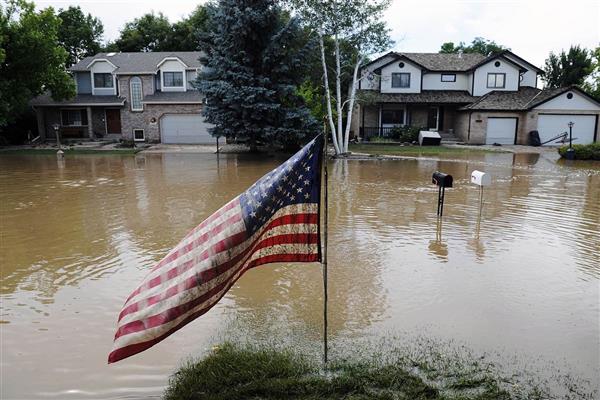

{"left": 0, "top": 150, "right": 598, "bottom": 398}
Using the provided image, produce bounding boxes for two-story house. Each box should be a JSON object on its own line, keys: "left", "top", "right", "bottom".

{"left": 352, "top": 50, "right": 600, "bottom": 145}
{"left": 31, "top": 52, "right": 214, "bottom": 144}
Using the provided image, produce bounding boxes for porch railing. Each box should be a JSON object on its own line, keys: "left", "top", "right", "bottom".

{"left": 360, "top": 126, "right": 397, "bottom": 141}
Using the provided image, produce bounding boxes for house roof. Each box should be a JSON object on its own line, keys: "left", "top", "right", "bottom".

{"left": 368, "top": 52, "right": 487, "bottom": 72}
{"left": 401, "top": 53, "right": 486, "bottom": 71}
{"left": 30, "top": 93, "right": 125, "bottom": 107}
{"left": 363, "top": 90, "right": 477, "bottom": 104}
{"left": 364, "top": 50, "right": 540, "bottom": 73}
{"left": 70, "top": 52, "right": 204, "bottom": 74}
{"left": 142, "top": 90, "right": 204, "bottom": 104}
{"left": 460, "top": 87, "right": 541, "bottom": 111}
{"left": 460, "top": 85, "right": 600, "bottom": 111}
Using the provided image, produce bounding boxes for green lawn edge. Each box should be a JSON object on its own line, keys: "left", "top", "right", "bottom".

{"left": 349, "top": 144, "right": 506, "bottom": 156}
{"left": 0, "top": 148, "right": 140, "bottom": 155}
{"left": 163, "top": 343, "right": 590, "bottom": 400}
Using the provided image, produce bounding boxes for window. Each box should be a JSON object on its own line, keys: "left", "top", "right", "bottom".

{"left": 391, "top": 73, "right": 410, "bottom": 88}
{"left": 381, "top": 109, "right": 404, "bottom": 125}
{"left": 487, "top": 73, "right": 505, "bottom": 88}
{"left": 61, "top": 109, "right": 88, "bottom": 126}
{"left": 163, "top": 71, "right": 184, "bottom": 87}
{"left": 441, "top": 74, "right": 456, "bottom": 82}
{"left": 94, "top": 73, "right": 113, "bottom": 88}
{"left": 133, "top": 129, "right": 145, "bottom": 141}
{"left": 130, "top": 77, "right": 143, "bottom": 111}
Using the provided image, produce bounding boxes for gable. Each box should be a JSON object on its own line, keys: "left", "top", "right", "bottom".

{"left": 533, "top": 90, "right": 600, "bottom": 111}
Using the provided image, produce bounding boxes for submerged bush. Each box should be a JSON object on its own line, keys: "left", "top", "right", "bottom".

{"left": 558, "top": 143, "right": 600, "bottom": 160}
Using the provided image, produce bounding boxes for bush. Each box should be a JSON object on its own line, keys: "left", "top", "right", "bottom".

{"left": 116, "top": 139, "right": 135, "bottom": 148}
{"left": 558, "top": 143, "right": 600, "bottom": 160}
{"left": 389, "top": 126, "right": 422, "bottom": 143}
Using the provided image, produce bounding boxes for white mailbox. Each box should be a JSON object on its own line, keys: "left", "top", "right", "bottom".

{"left": 471, "top": 170, "right": 491, "bottom": 186}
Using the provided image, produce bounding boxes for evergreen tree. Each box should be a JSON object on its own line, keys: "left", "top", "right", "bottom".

{"left": 196, "top": 0, "right": 319, "bottom": 150}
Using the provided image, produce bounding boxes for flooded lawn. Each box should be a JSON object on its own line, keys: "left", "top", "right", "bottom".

{"left": 1, "top": 151, "right": 598, "bottom": 398}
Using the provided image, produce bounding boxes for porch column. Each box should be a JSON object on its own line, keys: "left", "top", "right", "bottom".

{"left": 86, "top": 106, "right": 93, "bottom": 138}
{"left": 35, "top": 107, "right": 46, "bottom": 141}
{"left": 378, "top": 103, "right": 382, "bottom": 136}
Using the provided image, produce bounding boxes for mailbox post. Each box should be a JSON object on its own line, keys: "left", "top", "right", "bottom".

{"left": 471, "top": 170, "right": 490, "bottom": 212}
{"left": 432, "top": 171, "right": 453, "bottom": 217}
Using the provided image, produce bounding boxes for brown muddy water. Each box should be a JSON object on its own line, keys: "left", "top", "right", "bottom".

{"left": 1, "top": 151, "right": 599, "bottom": 399}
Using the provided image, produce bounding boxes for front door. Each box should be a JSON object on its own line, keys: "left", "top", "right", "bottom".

{"left": 105, "top": 109, "right": 121, "bottom": 134}
{"left": 427, "top": 107, "right": 439, "bottom": 131}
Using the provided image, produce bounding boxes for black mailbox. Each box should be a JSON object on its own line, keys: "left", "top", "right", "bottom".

{"left": 432, "top": 171, "right": 453, "bottom": 188}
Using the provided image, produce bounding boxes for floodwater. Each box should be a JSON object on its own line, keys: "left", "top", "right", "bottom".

{"left": 1, "top": 150, "right": 599, "bottom": 399}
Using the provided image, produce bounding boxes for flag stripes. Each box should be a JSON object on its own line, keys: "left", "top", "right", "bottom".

{"left": 109, "top": 135, "right": 323, "bottom": 363}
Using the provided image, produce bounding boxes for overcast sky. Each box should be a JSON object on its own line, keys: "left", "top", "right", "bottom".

{"left": 34, "top": 0, "right": 600, "bottom": 68}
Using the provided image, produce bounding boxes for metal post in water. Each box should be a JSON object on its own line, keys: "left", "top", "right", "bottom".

{"left": 321, "top": 130, "right": 329, "bottom": 365}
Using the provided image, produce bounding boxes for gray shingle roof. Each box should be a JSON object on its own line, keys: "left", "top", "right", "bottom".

{"left": 362, "top": 90, "right": 477, "bottom": 104}
{"left": 142, "top": 91, "right": 204, "bottom": 104}
{"left": 70, "top": 52, "right": 204, "bottom": 74}
{"left": 459, "top": 86, "right": 600, "bottom": 111}
{"left": 460, "top": 87, "right": 541, "bottom": 111}
{"left": 401, "top": 53, "right": 486, "bottom": 71}
{"left": 30, "top": 93, "right": 125, "bottom": 106}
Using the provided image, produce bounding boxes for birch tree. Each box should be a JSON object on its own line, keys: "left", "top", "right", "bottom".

{"left": 291, "top": 0, "right": 392, "bottom": 155}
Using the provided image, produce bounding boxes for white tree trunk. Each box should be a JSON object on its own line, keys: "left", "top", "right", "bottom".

{"left": 334, "top": 35, "right": 344, "bottom": 154}
{"left": 319, "top": 34, "right": 340, "bottom": 154}
{"left": 343, "top": 57, "right": 364, "bottom": 153}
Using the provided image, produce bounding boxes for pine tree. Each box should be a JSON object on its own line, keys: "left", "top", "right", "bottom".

{"left": 196, "top": 0, "right": 319, "bottom": 150}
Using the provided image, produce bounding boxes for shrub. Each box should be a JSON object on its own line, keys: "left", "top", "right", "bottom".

{"left": 558, "top": 143, "right": 600, "bottom": 160}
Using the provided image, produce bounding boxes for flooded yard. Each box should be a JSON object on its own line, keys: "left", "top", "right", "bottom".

{"left": 1, "top": 150, "right": 598, "bottom": 399}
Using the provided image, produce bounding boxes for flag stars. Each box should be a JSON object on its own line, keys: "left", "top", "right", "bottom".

{"left": 304, "top": 193, "right": 310, "bottom": 199}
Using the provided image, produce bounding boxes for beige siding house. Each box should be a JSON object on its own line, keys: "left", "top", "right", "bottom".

{"left": 353, "top": 50, "right": 600, "bottom": 145}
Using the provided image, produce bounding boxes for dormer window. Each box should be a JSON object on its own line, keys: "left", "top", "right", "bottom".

{"left": 163, "top": 72, "right": 184, "bottom": 87}
{"left": 94, "top": 73, "right": 113, "bottom": 88}
{"left": 391, "top": 73, "right": 410, "bottom": 88}
{"left": 487, "top": 73, "right": 505, "bottom": 88}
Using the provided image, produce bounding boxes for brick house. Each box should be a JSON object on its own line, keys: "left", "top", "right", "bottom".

{"left": 31, "top": 52, "right": 215, "bottom": 144}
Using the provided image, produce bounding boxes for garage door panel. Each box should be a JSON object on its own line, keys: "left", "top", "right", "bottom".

{"left": 537, "top": 115, "right": 596, "bottom": 145}
{"left": 161, "top": 114, "right": 215, "bottom": 144}
{"left": 486, "top": 118, "right": 517, "bottom": 145}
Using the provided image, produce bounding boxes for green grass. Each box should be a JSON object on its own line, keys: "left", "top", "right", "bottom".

{"left": 349, "top": 144, "right": 500, "bottom": 156}
{"left": 0, "top": 148, "right": 140, "bottom": 155}
{"left": 163, "top": 342, "right": 589, "bottom": 400}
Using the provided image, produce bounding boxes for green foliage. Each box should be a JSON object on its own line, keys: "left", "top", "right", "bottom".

{"left": 389, "top": 125, "right": 422, "bottom": 142}
{"left": 57, "top": 6, "right": 103, "bottom": 67}
{"left": 114, "top": 12, "right": 172, "bottom": 52}
{"left": 439, "top": 37, "right": 509, "bottom": 56}
{"left": 558, "top": 143, "right": 600, "bottom": 160}
{"left": 111, "top": 6, "right": 209, "bottom": 52}
{"left": 581, "top": 46, "right": 600, "bottom": 100}
{"left": 197, "top": 0, "right": 320, "bottom": 150}
{"left": 298, "top": 80, "right": 336, "bottom": 124}
{"left": 0, "top": 0, "right": 75, "bottom": 127}
{"left": 543, "top": 45, "right": 593, "bottom": 88}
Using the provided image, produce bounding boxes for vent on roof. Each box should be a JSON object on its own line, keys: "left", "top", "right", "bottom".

{"left": 107, "top": 52, "right": 116, "bottom": 57}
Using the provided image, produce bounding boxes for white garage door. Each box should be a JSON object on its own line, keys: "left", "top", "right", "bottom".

{"left": 486, "top": 117, "right": 517, "bottom": 145}
{"left": 161, "top": 114, "right": 214, "bottom": 144}
{"left": 537, "top": 114, "right": 596, "bottom": 146}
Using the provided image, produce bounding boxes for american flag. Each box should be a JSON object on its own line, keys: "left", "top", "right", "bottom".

{"left": 108, "top": 135, "right": 323, "bottom": 363}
